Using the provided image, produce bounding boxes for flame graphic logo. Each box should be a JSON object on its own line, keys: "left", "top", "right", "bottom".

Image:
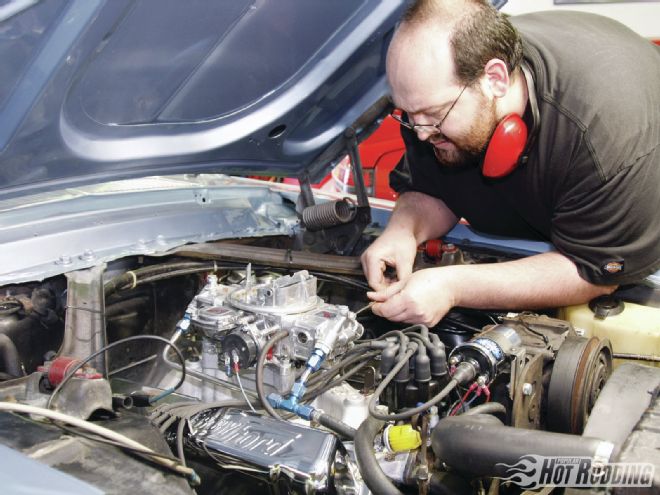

{"left": 496, "top": 455, "right": 545, "bottom": 489}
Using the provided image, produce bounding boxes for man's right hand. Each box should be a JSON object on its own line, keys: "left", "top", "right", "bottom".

{"left": 360, "top": 230, "right": 418, "bottom": 291}
{"left": 360, "top": 191, "right": 458, "bottom": 291}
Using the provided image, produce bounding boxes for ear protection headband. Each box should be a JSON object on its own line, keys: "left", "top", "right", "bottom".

{"left": 482, "top": 62, "right": 539, "bottom": 178}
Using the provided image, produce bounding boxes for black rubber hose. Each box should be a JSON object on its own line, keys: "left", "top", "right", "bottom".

{"left": 135, "top": 268, "right": 229, "bottom": 286}
{"left": 431, "top": 414, "right": 614, "bottom": 478}
{"left": 355, "top": 416, "right": 405, "bottom": 495}
{"left": 429, "top": 472, "right": 474, "bottom": 495}
{"left": 256, "top": 330, "right": 289, "bottom": 419}
{"left": 104, "top": 262, "right": 247, "bottom": 296}
{"left": 314, "top": 412, "right": 357, "bottom": 440}
{"left": 462, "top": 402, "right": 506, "bottom": 416}
{"left": 0, "top": 334, "right": 23, "bottom": 377}
{"left": 105, "top": 296, "right": 151, "bottom": 317}
{"left": 104, "top": 262, "right": 209, "bottom": 296}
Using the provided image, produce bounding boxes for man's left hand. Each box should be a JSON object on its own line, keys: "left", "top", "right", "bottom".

{"left": 367, "top": 267, "right": 456, "bottom": 327}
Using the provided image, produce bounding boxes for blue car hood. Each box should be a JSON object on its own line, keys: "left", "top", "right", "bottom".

{"left": 0, "top": 0, "right": 406, "bottom": 200}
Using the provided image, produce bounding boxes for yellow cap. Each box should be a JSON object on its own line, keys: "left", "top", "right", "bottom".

{"left": 385, "top": 424, "right": 422, "bottom": 452}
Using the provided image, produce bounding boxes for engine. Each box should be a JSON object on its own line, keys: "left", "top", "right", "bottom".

{"left": 0, "top": 251, "right": 657, "bottom": 495}
{"left": 150, "top": 266, "right": 618, "bottom": 493}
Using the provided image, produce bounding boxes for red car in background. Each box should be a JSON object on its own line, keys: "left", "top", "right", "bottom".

{"left": 331, "top": 115, "right": 404, "bottom": 201}
{"left": 281, "top": 115, "right": 404, "bottom": 201}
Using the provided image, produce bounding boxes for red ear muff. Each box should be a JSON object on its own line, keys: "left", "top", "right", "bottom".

{"left": 482, "top": 113, "right": 528, "bottom": 178}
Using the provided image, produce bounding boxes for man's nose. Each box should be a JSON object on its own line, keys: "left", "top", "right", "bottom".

{"left": 408, "top": 114, "right": 435, "bottom": 141}
{"left": 415, "top": 126, "right": 434, "bottom": 141}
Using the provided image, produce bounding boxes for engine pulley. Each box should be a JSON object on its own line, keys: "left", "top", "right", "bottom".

{"left": 547, "top": 336, "right": 613, "bottom": 434}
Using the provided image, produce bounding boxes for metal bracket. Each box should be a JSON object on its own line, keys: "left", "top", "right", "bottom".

{"left": 61, "top": 265, "right": 108, "bottom": 376}
{"left": 298, "top": 127, "right": 372, "bottom": 255}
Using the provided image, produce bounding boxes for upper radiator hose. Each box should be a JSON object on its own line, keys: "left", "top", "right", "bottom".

{"left": 431, "top": 414, "right": 614, "bottom": 479}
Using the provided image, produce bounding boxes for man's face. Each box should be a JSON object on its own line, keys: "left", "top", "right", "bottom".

{"left": 426, "top": 86, "right": 498, "bottom": 167}
{"left": 387, "top": 24, "right": 498, "bottom": 168}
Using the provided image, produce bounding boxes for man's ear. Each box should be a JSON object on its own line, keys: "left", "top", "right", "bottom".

{"left": 482, "top": 58, "right": 510, "bottom": 98}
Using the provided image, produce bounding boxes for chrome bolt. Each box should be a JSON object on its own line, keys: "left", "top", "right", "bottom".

{"left": 58, "top": 255, "right": 72, "bottom": 266}
{"left": 81, "top": 250, "right": 95, "bottom": 262}
{"left": 522, "top": 382, "right": 534, "bottom": 396}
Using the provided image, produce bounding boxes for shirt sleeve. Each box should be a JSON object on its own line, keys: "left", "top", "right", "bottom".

{"left": 551, "top": 145, "right": 660, "bottom": 285}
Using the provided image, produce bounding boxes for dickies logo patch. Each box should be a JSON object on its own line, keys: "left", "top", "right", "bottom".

{"left": 602, "top": 260, "right": 624, "bottom": 274}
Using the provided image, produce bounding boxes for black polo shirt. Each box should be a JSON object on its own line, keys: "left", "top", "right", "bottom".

{"left": 390, "top": 11, "right": 660, "bottom": 285}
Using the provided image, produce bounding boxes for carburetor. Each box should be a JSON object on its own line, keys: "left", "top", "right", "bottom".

{"left": 185, "top": 269, "right": 363, "bottom": 394}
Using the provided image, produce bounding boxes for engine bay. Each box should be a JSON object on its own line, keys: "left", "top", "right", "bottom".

{"left": 0, "top": 239, "right": 657, "bottom": 495}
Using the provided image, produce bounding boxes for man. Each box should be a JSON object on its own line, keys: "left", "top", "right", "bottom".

{"left": 362, "top": 0, "right": 660, "bottom": 326}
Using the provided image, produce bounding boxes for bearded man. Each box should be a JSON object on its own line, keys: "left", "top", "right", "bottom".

{"left": 362, "top": 0, "right": 660, "bottom": 326}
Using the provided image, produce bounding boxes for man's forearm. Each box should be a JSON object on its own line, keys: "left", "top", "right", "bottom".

{"left": 386, "top": 192, "right": 458, "bottom": 244}
{"left": 442, "top": 251, "right": 616, "bottom": 310}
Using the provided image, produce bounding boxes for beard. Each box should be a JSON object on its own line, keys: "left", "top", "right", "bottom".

{"left": 430, "top": 90, "right": 498, "bottom": 168}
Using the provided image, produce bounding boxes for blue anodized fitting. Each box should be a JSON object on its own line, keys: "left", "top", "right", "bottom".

{"left": 266, "top": 348, "right": 327, "bottom": 421}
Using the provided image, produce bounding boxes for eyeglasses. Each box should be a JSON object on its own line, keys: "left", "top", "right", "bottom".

{"left": 391, "top": 84, "right": 468, "bottom": 135}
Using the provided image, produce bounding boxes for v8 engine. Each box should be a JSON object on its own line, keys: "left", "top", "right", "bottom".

{"left": 1, "top": 254, "right": 657, "bottom": 495}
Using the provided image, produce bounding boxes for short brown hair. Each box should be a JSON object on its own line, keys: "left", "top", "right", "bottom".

{"left": 402, "top": 0, "right": 523, "bottom": 85}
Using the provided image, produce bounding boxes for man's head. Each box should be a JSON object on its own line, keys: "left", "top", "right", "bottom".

{"left": 387, "top": 0, "right": 523, "bottom": 167}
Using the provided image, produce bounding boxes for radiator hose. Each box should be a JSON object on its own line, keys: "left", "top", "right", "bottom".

{"left": 431, "top": 414, "right": 614, "bottom": 479}
{"left": 355, "top": 416, "right": 404, "bottom": 495}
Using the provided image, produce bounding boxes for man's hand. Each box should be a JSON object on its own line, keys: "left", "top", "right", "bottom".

{"left": 361, "top": 231, "right": 418, "bottom": 291}
{"left": 361, "top": 191, "right": 458, "bottom": 291}
{"left": 367, "top": 267, "right": 455, "bottom": 326}
{"left": 367, "top": 253, "right": 616, "bottom": 327}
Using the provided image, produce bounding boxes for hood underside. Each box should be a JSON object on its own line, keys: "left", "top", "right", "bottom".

{"left": 0, "top": 0, "right": 406, "bottom": 200}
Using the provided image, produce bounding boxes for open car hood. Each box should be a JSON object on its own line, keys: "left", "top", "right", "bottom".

{"left": 0, "top": 0, "right": 406, "bottom": 200}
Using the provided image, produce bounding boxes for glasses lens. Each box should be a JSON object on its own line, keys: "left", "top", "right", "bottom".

{"left": 392, "top": 111, "right": 423, "bottom": 132}
{"left": 415, "top": 124, "right": 441, "bottom": 134}
{"left": 391, "top": 110, "right": 442, "bottom": 134}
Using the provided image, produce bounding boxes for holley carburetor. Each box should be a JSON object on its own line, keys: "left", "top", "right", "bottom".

{"left": 185, "top": 269, "right": 363, "bottom": 395}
